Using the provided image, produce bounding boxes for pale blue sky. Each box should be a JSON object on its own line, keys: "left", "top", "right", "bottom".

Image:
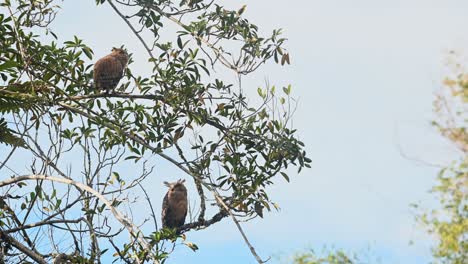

{"left": 3, "top": 1, "right": 468, "bottom": 263}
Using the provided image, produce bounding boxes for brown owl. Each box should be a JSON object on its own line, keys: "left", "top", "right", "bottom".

{"left": 162, "top": 179, "right": 188, "bottom": 230}
{"left": 93, "top": 48, "right": 129, "bottom": 93}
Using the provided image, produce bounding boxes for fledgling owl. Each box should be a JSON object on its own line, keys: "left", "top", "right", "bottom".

{"left": 93, "top": 47, "right": 129, "bottom": 93}
{"left": 162, "top": 179, "right": 188, "bottom": 229}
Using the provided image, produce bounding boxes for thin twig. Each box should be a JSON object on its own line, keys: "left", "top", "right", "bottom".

{"left": 5, "top": 218, "right": 84, "bottom": 233}
{"left": 215, "top": 195, "right": 267, "bottom": 264}
{"left": 107, "top": 0, "right": 156, "bottom": 62}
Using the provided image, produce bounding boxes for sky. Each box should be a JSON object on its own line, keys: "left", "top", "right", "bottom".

{"left": 3, "top": 0, "right": 468, "bottom": 263}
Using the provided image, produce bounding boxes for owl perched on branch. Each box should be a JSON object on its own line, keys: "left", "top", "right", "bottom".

{"left": 162, "top": 179, "right": 188, "bottom": 229}
{"left": 93, "top": 48, "right": 129, "bottom": 93}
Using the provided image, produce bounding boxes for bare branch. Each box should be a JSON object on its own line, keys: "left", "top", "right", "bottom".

{"left": 215, "top": 195, "right": 267, "bottom": 264}
{"left": 0, "top": 231, "right": 47, "bottom": 264}
{"left": 5, "top": 218, "right": 84, "bottom": 233}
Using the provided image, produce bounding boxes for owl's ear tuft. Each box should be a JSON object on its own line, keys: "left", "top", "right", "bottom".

{"left": 164, "top": 181, "right": 171, "bottom": 187}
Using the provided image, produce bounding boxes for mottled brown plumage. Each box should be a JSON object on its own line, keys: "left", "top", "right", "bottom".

{"left": 161, "top": 179, "right": 188, "bottom": 229}
{"left": 93, "top": 48, "right": 129, "bottom": 93}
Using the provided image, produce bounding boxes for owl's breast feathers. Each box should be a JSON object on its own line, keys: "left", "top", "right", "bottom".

{"left": 93, "top": 55, "right": 126, "bottom": 91}
{"left": 162, "top": 191, "right": 188, "bottom": 228}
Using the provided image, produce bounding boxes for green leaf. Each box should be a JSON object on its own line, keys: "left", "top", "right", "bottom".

{"left": 283, "top": 84, "right": 292, "bottom": 95}
{"left": 280, "top": 172, "right": 289, "bottom": 182}
{"left": 82, "top": 47, "right": 93, "bottom": 59}
{"left": 0, "top": 118, "right": 26, "bottom": 148}
{"left": 184, "top": 242, "right": 199, "bottom": 252}
{"left": 0, "top": 60, "right": 19, "bottom": 71}
{"left": 177, "top": 36, "right": 183, "bottom": 49}
{"left": 255, "top": 202, "right": 264, "bottom": 218}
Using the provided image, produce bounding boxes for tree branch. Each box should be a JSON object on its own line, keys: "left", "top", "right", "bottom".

{"left": 0, "top": 231, "right": 47, "bottom": 264}
{"left": 0, "top": 174, "right": 158, "bottom": 264}
{"left": 215, "top": 195, "right": 267, "bottom": 264}
{"left": 178, "top": 210, "right": 227, "bottom": 233}
{"left": 5, "top": 218, "right": 84, "bottom": 233}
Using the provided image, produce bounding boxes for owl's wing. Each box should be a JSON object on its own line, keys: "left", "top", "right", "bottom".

{"left": 93, "top": 56, "right": 124, "bottom": 90}
{"left": 161, "top": 192, "right": 171, "bottom": 228}
{"left": 181, "top": 199, "right": 188, "bottom": 223}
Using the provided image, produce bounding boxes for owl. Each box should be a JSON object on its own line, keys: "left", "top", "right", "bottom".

{"left": 93, "top": 48, "right": 129, "bottom": 93}
{"left": 161, "top": 179, "right": 188, "bottom": 230}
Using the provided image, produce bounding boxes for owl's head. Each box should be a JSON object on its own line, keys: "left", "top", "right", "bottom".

{"left": 111, "top": 47, "right": 127, "bottom": 55}
{"left": 111, "top": 47, "right": 129, "bottom": 65}
{"left": 164, "top": 179, "right": 187, "bottom": 195}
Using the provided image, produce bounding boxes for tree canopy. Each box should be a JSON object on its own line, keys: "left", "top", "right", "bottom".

{"left": 0, "top": 0, "right": 310, "bottom": 263}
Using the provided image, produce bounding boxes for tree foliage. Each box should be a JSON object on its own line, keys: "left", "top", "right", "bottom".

{"left": 419, "top": 53, "right": 468, "bottom": 264}
{"left": 0, "top": 0, "right": 310, "bottom": 263}
{"left": 288, "top": 248, "right": 361, "bottom": 264}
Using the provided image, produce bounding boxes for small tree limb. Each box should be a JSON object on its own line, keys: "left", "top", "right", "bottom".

{"left": 0, "top": 231, "right": 47, "bottom": 264}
